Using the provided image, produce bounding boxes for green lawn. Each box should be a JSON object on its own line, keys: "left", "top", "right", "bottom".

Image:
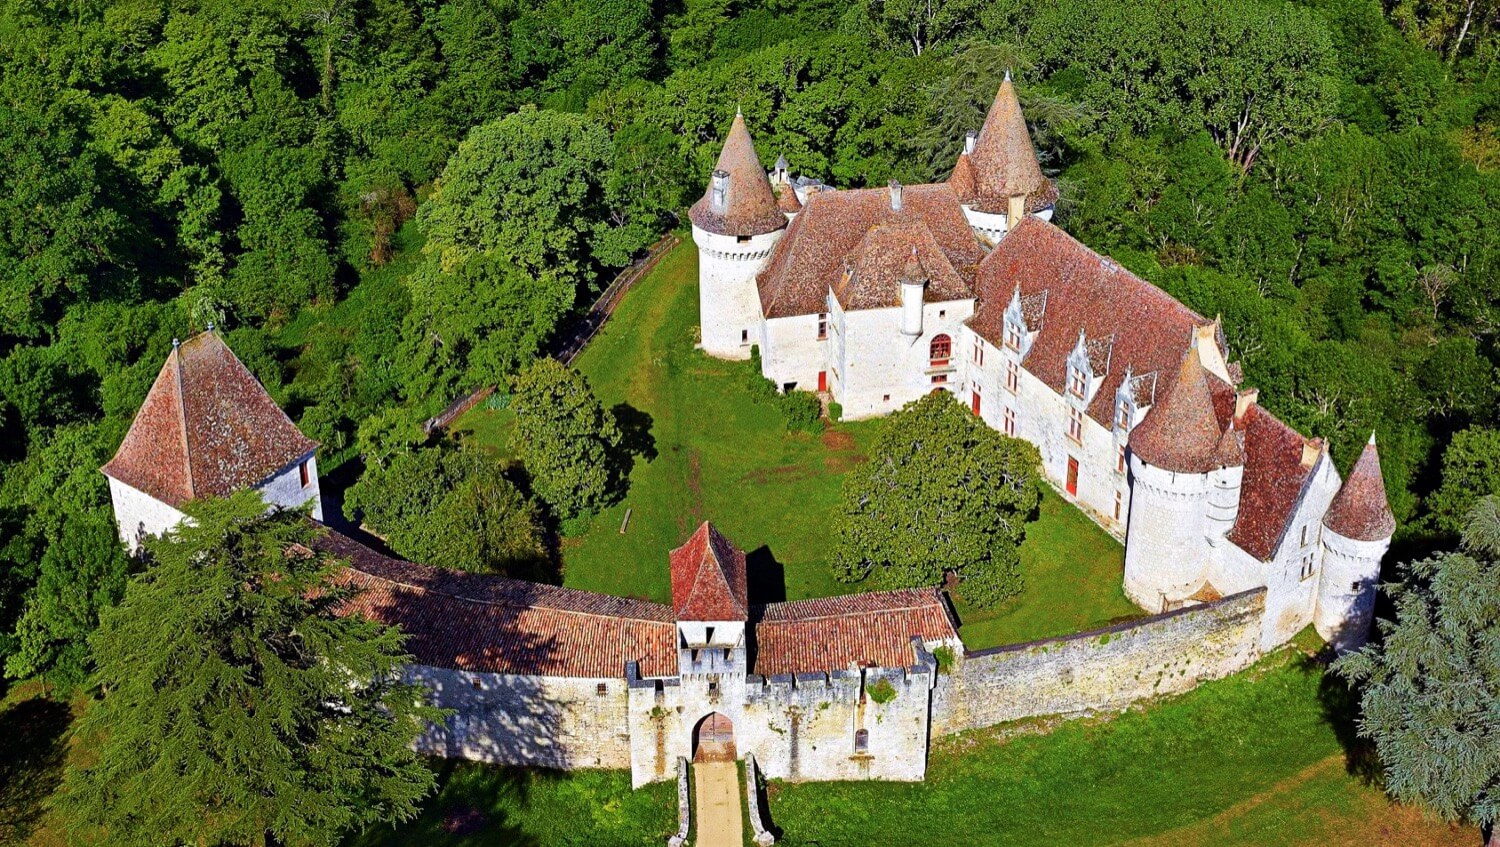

{"left": 759, "top": 650, "right": 1475, "bottom": 847}
{"left": 455, "top": 239, "right": 1133, "bottom": 648}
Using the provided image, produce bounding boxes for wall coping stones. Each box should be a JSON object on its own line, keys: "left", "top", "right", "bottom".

{"left": 667, "top": 757, "right": 689, "bottom": 847}
{"left": 745, "top": 754, "right": 776, "bottom": 846}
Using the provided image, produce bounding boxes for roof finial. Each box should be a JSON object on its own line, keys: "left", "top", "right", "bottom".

{"left": 1367, "top": 431, "right": 1378, "bottom": 446}
{"left": 736, "top": 101, "right": 742, "bottom": 118}
{"left": 206, "top": 322, "right": 216, "bottom": 333}
{"left": 1004, "top": 68, "right": 1013, "bottom": 83}
{"left": 172, "top": 337, "right": 180, "bottom": 349}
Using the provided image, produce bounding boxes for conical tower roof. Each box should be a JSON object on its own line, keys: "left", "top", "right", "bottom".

{"left": 1129, "top": 345, "right": 1231, "bottom": 474}
{"left": 1323, "top": 434, "right": 1396, "bottom": 541}
{"left": 101, "top": 330, "right": 318, "bottom": 507}
{"left": 688, "top": 112, "right": 787, "bottom": 238}
{"left": 951, "top": 73, "right": 1058, "bottom": 214}
{"left": 669, "top": 522, "right": 749, "bottom": 621}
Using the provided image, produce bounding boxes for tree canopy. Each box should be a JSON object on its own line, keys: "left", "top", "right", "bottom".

{"left": 832, "top": 392, "right": 1041, "bottom": 607}
{"left": 509, "top": 359, "right": 626, "bottom": 521}
{"left": 56, "top": 493, "right": 442, "bottom": 847}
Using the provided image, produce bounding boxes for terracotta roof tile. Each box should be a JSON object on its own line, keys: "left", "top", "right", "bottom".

{"left": 1130, "top": 348, "right": 1228, "bottom": 474}
{"left": 751, "top": 589, "right": 958, "bottom": 676}
{"left": 969, "top": 218, "right": 1207, "bottom": 428}
{"left": 758, "top": 183, "right": 983, "bottom": 319}
{"left": 319, "top": 529, "right": 678, "bottom": 678}
{"left": 1323, "top": 435, "right": 1395, "bottom": 541}
{"left": 101, "top": 331, "right": 318, "bottom": 507}
{"left": 1226, "top": 400, "right": 1317, "bottom": 561}
{"left": 669, "top": 523, "right": 749, "bottom": 621}
{"left": 831, "top": 222, "right": 971, "bottom": 311}
{"left": 776, "top": 185, "right": 802, "bottom": 213}
{"left": 688, "top": 113, "right": 787, "bottom": 238}
{"left": 949, "top": 75, "right": 1057, "bottom": 214}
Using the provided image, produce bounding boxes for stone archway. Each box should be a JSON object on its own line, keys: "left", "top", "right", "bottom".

{"left": 693, "top": 712, "right": 736, "bottom": 763}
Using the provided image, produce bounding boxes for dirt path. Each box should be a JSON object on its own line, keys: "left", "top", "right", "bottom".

{"left": 693, "top": 761, "right": 744, "bottom": 847}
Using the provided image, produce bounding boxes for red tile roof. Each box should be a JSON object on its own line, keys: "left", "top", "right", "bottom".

{"left": 757, "top": 183, "right": 983, "bottom": 318}
{"left": 319, "top": 529, "right": 679, "bottom": 679}
{"left": 969, "top": 218, "right": 1208, "bottom": 428}
{"left": 1323, "top": 435, "right": 1395, "bottom": 542}
{"left": 688, "top": 113, "right": 787, "bottom": 238}
{"left": 669, "top": 523, "right": 749, "bottom": 621}
{"left": 776, "top": 185, "right": 802, "bottom": 213}
{"left": 948, "top": 75, "right": 1057, "bottom": 214}
{"left": 1131, "top": 348, "right": 1229, "bottom": 474}
{"left": 751, "top": 588, "right": 958, "bottom": 676}
{"left": 101, "top": 331, "right": 318, "bottom": 507}
{"left": 831, "top": 222, "right": 971, "bottom": 311}
{"left": 1226, "top": 399, "right": 1318, "bottom": 561}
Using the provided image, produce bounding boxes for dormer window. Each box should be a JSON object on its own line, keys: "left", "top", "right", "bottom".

{"left": 1067, "top": 367, "right": 1087, "bottom": 398}
{"left": 1115, "top": 401, "right": 1132, "bottom": 431}
{"left": 1004, "top": 321, "right": 1022, "bottom": 351}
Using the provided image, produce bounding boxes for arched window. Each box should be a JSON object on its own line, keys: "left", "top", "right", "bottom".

{"left": 854, "top": 729, "right": 869, "bottom": 752}
{"left": 929, "top": 334, "right": 952, "bottom": 366}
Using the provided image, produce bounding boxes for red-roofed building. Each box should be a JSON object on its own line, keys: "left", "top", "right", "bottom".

{"left": 102, "top": 329, "right": 322, "bottom": 551}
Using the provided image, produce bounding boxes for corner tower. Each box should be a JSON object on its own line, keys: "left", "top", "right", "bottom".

{"left": 101, "top": 329, "right": 323, "bottom": 552}
{"left": 947, "top": 71, "right": 1058, "bottom": 244}
{"left": 1315, "top": 434, "right": 1395, "bottom": 651}
{"left": 690, "top": 111, "right": 787, "bottom": 360}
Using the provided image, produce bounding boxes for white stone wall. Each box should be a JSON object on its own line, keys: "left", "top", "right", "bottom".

{"left": 106, "top": 476, "right": 187, "bottom": 553}
{"left": 960, "top": 207, "right": 1054, "bottom": 246}
{"left": 256, "top": 453, "right": 323, "bottom": 521}
{"left": 1249, "top": 454, "right": 1342, "bottom": 650}
{"left": 759, "top": 313, "right": 824, "bottom": 392}
{"left": 1123, "top": 458, "right": 1213, "bottom": 611}
{"left": 1315, "top": 530, "right": 1388, "bottom": 651}
{"left": 831, "top": 299, "right": 974, "bottom": 420}
{"left": 694, "top": 225, "right": 781, "bottom": 360}
{"left": 408, "top": 665, "right": 633, "bottom": 770}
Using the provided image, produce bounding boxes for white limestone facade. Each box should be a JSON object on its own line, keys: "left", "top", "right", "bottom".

{"left": 107, "top": 476, "right": 188, "bottom": 553}
{"left": 255, "top": 453, "right": 325, "bottom": 521}
{"left": 828, "top": 298, "right": 973, "bottom": 420}
{"left": 695, "top": 224, "right": 782, "bottom": 359}
{"left": 1315, "top": 529, "right": 1389, "bottom": 651}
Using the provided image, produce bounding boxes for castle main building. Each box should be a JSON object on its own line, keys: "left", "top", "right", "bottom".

{"left": 690, "top": 74, "right": 1394, "bottom": 652}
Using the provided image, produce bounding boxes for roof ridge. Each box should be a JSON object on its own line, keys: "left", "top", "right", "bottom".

{"left": 344, "top": 564, "right": 675, "bottom": 623}
{"left": 171, "top": 342, "right": 196, "bottom": 500}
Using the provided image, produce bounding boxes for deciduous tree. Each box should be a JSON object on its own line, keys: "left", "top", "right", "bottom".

{"left": 509, "top": 359, "right": 625, "bottom": 521}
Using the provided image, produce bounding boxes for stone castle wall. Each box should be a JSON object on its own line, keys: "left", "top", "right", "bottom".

{"left": 931, "top": 588, "right": 1265, "bottom": 736}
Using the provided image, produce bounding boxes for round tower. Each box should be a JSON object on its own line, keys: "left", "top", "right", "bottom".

{"left": 690, "top": 110, "right": 787, "bottom": 361}
{"left": 899, "top": 247, "right": 927, "bottom": 337}
{"left": 947, "top": 71, "right": 1058, "bottom": 244}
{"left": 1123, "top": 344, "right": 1240, "bottom": 611}
{"left": 1315, "top": 433, "right": 1395, "bottom": 651}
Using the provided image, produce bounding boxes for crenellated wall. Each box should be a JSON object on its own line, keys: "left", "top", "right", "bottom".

{"left": 931, "top": 588, "right": 1264, "bottom": 736}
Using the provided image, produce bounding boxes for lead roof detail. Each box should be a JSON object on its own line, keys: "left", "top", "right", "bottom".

{"left": 101, "top": 330, "right": 318, "bottom": 507}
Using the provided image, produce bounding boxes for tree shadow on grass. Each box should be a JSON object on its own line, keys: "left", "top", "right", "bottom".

{"left": 611, "top": 402, "right": 657, "bottom": 466}
{"left": 0, "top": 694, "right": 72, "bottom": 843}
{"left": 346, "top": 759, "right": 545, "bottom": 847}
{"left": 1303, "top": 652, "right": 1382, "bottom": 785}
{"left": 746, "top": 546, "right": 787, "bottom": 605}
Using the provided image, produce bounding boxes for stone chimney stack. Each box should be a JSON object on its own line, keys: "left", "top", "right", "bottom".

{"left": 964, "top": 130, "right": 978, "bottom": 155}
{"left": 710, "top": 169, "right": 730, "bottom": 214}
{"left": 1234, "top": 388, "right": 1259, "bottom": 423}
{"left": 1301, "top": 437, "right": 1324, "bottom": 469}
{"left": 889, "top": 179, "right": 904, "bottom": 212}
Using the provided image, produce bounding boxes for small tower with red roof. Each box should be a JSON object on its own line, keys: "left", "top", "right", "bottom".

{"left": 669, "top": 522, "right": 750, "bottom": 679}
{"left": 1315, "top": 434, "right": 1395, "bottom": 650}
{"left": 100, "top": 329, "right": 323, "bottom": 552}
{"left": 690, "top": 110, "right": 788, "bottom": 360}
{"left": 947, "top": 71, "right": 1058, "bottom": 244}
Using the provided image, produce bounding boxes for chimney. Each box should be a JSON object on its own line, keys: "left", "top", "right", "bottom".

{"left": 1301, "top": 437, "right": 1324, "bottom": 469}
{"left": 710, "top": 169, "right": 730, "bottom": 214}
{"left": 1234, "top": 388, "right": 1259, "bottom": 424}
{"left": 889, "top": 180, "right": 904, "bottom": 212}
{"left": 1007, "top": 193, "right": 1026, "bottom": 229}
{"left": 964, "top": 130, "right": 978, "bottom": 155}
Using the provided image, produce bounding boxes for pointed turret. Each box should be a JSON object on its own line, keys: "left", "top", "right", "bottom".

{"left": 669, "top": 522, "right": 749, "bottom": 622}
{"left": 1323, "top": 434, "right": 1396, "bottom": 542}
{"left": 688, "top": 112, "right": 787, "bottom": 238}
{"left": 1128, "top": 345, "right": 1231, "bottom": 474}
{"left": 949, "top": 72, "right": 1058, "bottom": 216}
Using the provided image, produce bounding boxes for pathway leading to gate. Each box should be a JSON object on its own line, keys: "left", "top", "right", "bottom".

{"left": 692, "top": 761, "right": 744, "bottom": 847}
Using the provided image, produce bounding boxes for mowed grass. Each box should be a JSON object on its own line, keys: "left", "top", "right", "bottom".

{"left": 344, "top": 761, "right": 675, "bottom": 847}
{"left": 457, "top": 239, "right": 1132, "bottom": 648}
{"left": 760, "top": 651, "right": 1477, "bottom": 847}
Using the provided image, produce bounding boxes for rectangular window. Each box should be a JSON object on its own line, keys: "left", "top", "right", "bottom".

{"left": 1300, "top": 555, "right": 1315, "bottom": 581}
{"left": 741, "top": 329, "right": 750, "bottom": 344}
{"left": 736, "top": 235, "right": 751, "bottom": 244}
{"left": 972, "top": 338, "right": 984, "bottom": 366}
{"left": 1003, "top": 407, "right": 1016, "bottom": 436}
{"left": 855, "top": 729, "right": 869, "bottom": 752}
{"left": 817, "top": 313, "right": 828, "bottom": 340}
{"left": 298, "top": 460, "right": 311, "bottom": 488}
{"left": 1068, "top": 367, "right": 1086, "bottom": 398}
{"left": 1004, "top": 322, "right": 1021, "bottom": 350}
{"left": 931, "top": 373, "right": 948, "bottom": 385}
{"left": 1114, "top": 490, "right": 1123, "bottom": 521}
{"left": 971, "top": 384, "right": 982, "bottom": 416}
{"left": 708, "top": 681, "right": 719, "bottom": 695}
{"left": 1116, "top": 403, "right": 1131, "bottom": 431}
{"left": 1005, "top": 361, "right": 1019, "bottom": 393}
{"left": 1068, "top": 408, "right": 1084, "bottom": 443}
{"left": 1351, "top": 580, "right": 1361, "bottom": 592}
{"left": 1116, "top": 444, "right": 1127, "bottom": 474}
{"left": 1300, "top": 524, "right": 1311, "bottom": 547}
{"left": 596, "top": 682, "right": 608, "bottom": 696}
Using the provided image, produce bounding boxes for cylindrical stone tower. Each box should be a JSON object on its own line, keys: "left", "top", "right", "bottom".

{"left": 1315, "top": 434, "right": 1395, "bottom": 651}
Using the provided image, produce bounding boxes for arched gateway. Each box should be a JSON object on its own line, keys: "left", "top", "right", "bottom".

{"left": 693, "top": 712, "right": 736, "bottom": 762}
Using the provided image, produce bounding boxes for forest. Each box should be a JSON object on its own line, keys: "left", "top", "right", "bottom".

{"left": 0, "top": 0, "right": 1496, "bottom": 693}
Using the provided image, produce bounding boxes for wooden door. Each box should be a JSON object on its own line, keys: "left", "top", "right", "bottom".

{"left": 971, "top": 390, "right": 982, "bottom": 416}
{"left": 1066, "top": 457, "right": 1079, "bottom": 496}
{"left": 817, "top": 370, "right": 828, "bottom": 392}
{"left": 694, "top": 712, "right": 736, "bottom": 762}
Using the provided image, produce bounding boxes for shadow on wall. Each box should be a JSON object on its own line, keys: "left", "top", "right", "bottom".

{"left": 746, "top": 546, "right": 787, "bottom": 605}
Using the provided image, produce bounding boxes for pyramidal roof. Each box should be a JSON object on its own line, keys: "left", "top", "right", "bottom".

{"left": 1129, "top": 342, "right": 1233, "bottom": 474}
{"left": 668, "top": 522, "right": 749, "bottom": 621}
{"left": 101, "top": 330, "right": 318, "bottom": 507}
{"left": 951, "top": 73, "right": 1058, "bottom": 214}
{"left": 688, "top": 112, "right": 787, "bottom": 238}
{"left": 1323, "top": 435, "right": 1396, "bottom": 541}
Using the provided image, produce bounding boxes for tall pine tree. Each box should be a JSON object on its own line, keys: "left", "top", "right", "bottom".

{"left": 57, "top": 493, "right": 444, "bottom": 846}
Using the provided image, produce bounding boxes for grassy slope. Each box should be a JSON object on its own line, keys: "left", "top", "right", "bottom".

{"left": 762, "top": 652, "right": 1475, "bottom": 847}
{"left": 456, "top": 240, "right": 1136, "bottom": 647}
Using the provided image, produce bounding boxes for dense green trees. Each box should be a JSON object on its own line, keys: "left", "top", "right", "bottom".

{"left": 1336, "top": 497, "right": 1500, "bottom": 846}
{"left": 56, "top": 493, "right": 442, "bottom": 846}
{"left": 509, "top": 359, "right": 626, "bottom": 521}
{"left": 832, "top": 392, "right": 1041, "bottom": 607}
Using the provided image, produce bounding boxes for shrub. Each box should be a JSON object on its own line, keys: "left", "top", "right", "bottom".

{"left": 777, "top": 390, "right": 823, "bottom": 433}
{"left": 932, "top": 645, "right": 956, "bottom": 674}
{"left": 827, "top": 401, "right": 843, "bottom": 422}
{"left": 866, "top": 678, "right": 897, "bottom": 705}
